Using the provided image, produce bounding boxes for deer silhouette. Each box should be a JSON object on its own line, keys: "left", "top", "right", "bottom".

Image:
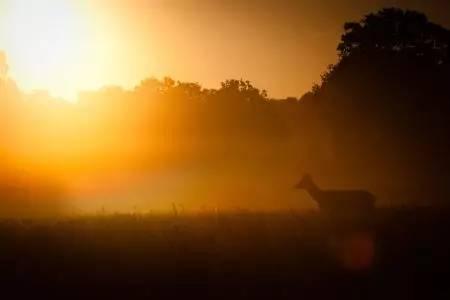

{"left": 295, "top": 174, "right": 375, "bottom": 216}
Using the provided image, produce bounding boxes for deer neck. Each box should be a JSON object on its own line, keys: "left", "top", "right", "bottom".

{"left": 306, "top": 182, "right": 321, "bottom": 202}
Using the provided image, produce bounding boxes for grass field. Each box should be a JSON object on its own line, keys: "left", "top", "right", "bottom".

{"left": 1, "top": 208, "right": 449, "bottom": 299}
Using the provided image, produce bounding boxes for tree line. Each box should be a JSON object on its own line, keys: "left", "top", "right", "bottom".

{"left": 1, "top": 7, "right": 450, "bottom": 209}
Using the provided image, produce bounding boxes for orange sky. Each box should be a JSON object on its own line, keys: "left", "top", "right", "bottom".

{"left": 1, "top": 0, "right": 449, "bottom": 100}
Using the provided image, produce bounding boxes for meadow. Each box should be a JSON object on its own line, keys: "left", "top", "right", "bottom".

{"left": 1, "top": 207, "right": 449, "bottom": 299}
{"left": 1, "top": 5, "right": 450, "bottom": 299}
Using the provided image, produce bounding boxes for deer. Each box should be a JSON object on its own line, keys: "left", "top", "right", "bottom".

{"left": 295, "top": 174, "right": 375, "bottom": 216}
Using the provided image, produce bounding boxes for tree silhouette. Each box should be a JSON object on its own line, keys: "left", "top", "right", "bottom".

{"left": 310, "top": 8, "right": 450, "bottom": 204}
{"left": 338, "top": 8, "right": 450, "bottom": 64}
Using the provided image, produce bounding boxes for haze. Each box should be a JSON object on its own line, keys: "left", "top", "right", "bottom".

{"left": 1, "top": 2, "right": 450, "bottom": 217}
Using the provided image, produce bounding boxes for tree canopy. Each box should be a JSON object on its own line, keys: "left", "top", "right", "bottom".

{"left": 338, "top": 8, "right": 450, "bottom": 64}
{"left": 311, "top": 8, "right": 450, "bottom": 203}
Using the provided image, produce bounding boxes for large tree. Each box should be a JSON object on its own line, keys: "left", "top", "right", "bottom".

{"left": 310, "top": 8, "right": 450, "bottom": 204}
{"left": 337, "top": 8, "right": 450, "bottom": 64}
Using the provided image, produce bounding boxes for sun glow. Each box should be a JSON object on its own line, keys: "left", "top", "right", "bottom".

{"left": 0, "top": 0, "right": 89, "bottom": 100}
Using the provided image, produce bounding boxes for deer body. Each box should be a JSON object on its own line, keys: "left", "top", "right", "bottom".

{"left": 296, "top": 175, "right": 375, "bottom": 215}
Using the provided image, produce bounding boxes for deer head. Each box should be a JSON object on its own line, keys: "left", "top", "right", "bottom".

{"left": 294, "top": 174, "right": 314, "bottom": 190}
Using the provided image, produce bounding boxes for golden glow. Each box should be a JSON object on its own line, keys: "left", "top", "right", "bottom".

{"left": 1, "top": 0, "right": 448, "bottom": 102}
{"left": 0, "top": 0, "right": 89, "bottom": 100}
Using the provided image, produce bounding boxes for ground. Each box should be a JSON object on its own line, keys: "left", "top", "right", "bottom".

{"left": 1, "top": 208, "right": 449, "bottom": 299}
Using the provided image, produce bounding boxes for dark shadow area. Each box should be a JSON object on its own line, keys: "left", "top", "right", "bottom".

{"left": 0, "top": 209, "right": 449, "bottom": 299}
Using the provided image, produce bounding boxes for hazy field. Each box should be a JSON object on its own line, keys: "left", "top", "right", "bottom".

{"left": 1, "top": 208, "right": 449, "bottom": 299}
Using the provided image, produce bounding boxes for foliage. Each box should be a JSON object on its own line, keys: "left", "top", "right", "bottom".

{"left": 338, "top": 8, "right": 450, "bottom": 64}
{"left": 311, "top": 8, "right": 450, "bottom": 202}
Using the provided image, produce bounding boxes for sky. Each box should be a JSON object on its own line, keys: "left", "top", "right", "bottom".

{"left": 0, "top": 0, "right": 450, "bottom": 100}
